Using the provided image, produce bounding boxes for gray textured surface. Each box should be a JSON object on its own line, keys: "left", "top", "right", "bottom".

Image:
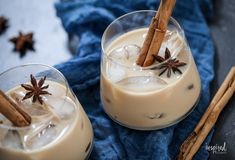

{"left": 209, "top": 0, "right": 235, "bottom": 159}
{"left": 0, "top": 0, "right": 234, "bottom": 159}
{"left": 0, "top": 0, "right": 71, "bottom": 73}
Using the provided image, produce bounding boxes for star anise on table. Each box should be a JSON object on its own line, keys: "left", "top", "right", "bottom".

{"left": 0, "top": 16, "right": 8, "bottom": 34}
{"left": 153, "top": 48, "right": 187, "bottom": 78}
{"left": 21, "top": 74, "right": 51, "bottom": 104}
{"left": 9, "top": 32, "right": 35, "bottom": 57}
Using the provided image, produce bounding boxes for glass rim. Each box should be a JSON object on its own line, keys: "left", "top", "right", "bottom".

{"left": 0, "top": 63, "right": 72, "bottom": 130}
{"left": 101, "top": 10, "right": 185, "bottom": 70}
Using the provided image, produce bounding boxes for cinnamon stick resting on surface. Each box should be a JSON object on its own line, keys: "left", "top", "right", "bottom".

{"left": 136, "top": 0, "right": 176, "bottom": 67}
{"left": 0, "top": 90, "right": 31, "bottom": 127}
{"left": 178, "top": 67, "right": 235, "bottom": 160}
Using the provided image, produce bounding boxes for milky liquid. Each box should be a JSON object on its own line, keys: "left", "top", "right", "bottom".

{"left": 101, "top": 28, "right": 201, "bottom": 129}
{"left": 0, "top": 81, "right": 93, "bottom": 160}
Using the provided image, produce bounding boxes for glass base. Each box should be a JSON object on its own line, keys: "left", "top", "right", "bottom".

{"left": 102, "top": 94, "right": 201, "bottom": 131}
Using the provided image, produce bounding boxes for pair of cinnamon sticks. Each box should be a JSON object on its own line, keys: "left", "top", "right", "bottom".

{"left": 178, "top": 67, "right": 235, "bottom": 160}
{"left": 136, "top": 0, "right": 176, "bottom": 67}
{"left": 0, "top": 90, "right": 31, "bottom": 127}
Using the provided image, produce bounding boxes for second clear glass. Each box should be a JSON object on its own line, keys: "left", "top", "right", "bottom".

{"left": 0, "top": 64, "right": 93, "bottom": 160}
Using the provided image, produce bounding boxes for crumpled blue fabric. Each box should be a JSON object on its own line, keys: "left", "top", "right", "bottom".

{"left": 55, "top": 0, "right": 215, "bottom": 159}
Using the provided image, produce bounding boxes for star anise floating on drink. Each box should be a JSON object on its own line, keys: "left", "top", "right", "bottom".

{"left": 0, "top": 16, "right": 8, "bottom": 35}
{"left": 153, "top": 48, "right": 187, "bottom": 78}
{"left": 21, "top": 74, "right": 51, "bottom": 104}
{"left": 9, "top": 32, "right": 35, "bottom": 57}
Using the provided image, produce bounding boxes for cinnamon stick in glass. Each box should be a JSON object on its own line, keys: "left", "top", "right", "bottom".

{"left": 136, "top": 1, "right": 162, "bottom": 66}
{"left": 0, "top": 90, "right": 31, "bottom": 127}
{"left": 136, "top": 0, "right": 176, "bottom": 67}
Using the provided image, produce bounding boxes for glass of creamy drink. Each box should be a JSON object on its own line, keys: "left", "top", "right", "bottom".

{"left": 0, "top": 64, "right": 93, "bottom": 160}
{"left": 100, "top": 10, "right": 201, "bottom": 130}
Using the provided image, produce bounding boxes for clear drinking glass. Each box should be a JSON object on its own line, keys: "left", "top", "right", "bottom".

{"left": 0, "top": 64, "right": 93, "bottom": 160}
{"left": 100, "top": 10, "right": 201, "bottom": 130}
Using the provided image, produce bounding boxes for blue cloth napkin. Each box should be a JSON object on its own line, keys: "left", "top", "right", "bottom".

{"left": 55, "top": 0, "right": 215, "bottom": 159}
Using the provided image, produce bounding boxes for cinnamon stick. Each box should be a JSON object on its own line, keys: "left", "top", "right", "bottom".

{"left": 178, "top": 67, "right": 235, "bottom": 159}
{"left": 136, "top": 1, "right": 162, "bottom": 66}
{"left": 0, "top": 90, "right": 31, "bottom": 127}
{"left": 136, "top": 17, "right": 158, "bottom": 66}
{"left": 195, "top": 68, "right": 235, "bottom": 134}
{"left": 178, "top": 67, "right": 235, "bottom": 160}
{"left": 185, "top": 78, "right": 235, "bottom": 160}
{"left": 143, "top": 0, "right": 176, "bottom": 67}
{"left": 136, "top": 0, "right": 176, "bottom": 67}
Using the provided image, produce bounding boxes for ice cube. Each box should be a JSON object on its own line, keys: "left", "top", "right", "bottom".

{"left": 109, "top": 44, "right": 140, "bottom": 66}
{"left": 106, "top": 61, "right": 127, "bottom": 82}
{"left": 22, "top": 95, "right": 75, "bottom": 150}
{"left": 9, "top": 91, "right": 49, "bottom": 117}
{"left": 2, "top": 130, "right": 23, "bottom": 149}
{"left": 108, "top": 47, "right": 125, "bottom": 61}
{"left": 123, "top": 44, "right": 140, "bottom": 63}
{"left": 107, "top": 44, "right": 141, "bottom": 82}
{"left": 24, "top": 123, "right": 58, "bottom": 150}
{"left": 162, "top": 30, "right": 184, "bottom": 58}
{"left": 116, "top": 76, "right": 167, "bottom": 92}
{"left": 44, "top": 96, "right": 76, "bottom": 120}
{"left": 165, "top": 29, "right": 178, "bottom": 42}
{"left": 0, "top": 116, "right": 13, "bottom": 142}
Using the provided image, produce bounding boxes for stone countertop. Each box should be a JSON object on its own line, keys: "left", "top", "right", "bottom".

{"left": 209, "top": 0, "right": 235, "bottom": 159}
{"left": 0, "top": 0, "right": 72, "bottom": 73}
{"left": 0, "top": 0, "right": 234, "bottom": 159}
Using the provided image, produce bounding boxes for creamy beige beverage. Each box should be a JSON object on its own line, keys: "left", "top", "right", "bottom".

{"left": 101, "top": 28, "right": 201, "bottom": 129}
{"left": 0, "top": 81, "right": 93, "bottom": 160}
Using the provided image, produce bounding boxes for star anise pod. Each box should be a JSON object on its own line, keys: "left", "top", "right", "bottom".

{"left": 9, "top": 32, "right": 35, "bottom": 57}
{"left": 153, "top": 48, "right": 187, "bottom": 78}
{"left": 0, "top": 16, "right": 8, "bottom": 34}
{"left": 21, "top": 74, "right": 51, "bottom": 104}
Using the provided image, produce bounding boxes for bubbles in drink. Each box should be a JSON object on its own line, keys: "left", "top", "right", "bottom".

{"left": 116, "top": 76, "right": 167, "bottom": 92}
